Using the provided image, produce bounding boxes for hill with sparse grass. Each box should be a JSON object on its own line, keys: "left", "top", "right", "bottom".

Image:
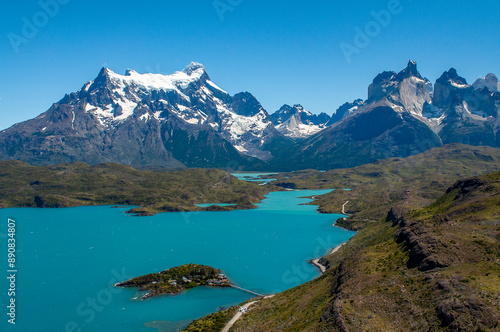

{"left": 228, "top": 171, "right": 500, "bottom": 331}
{"left": 0, "top": 161, "right": 269, "bottom": 215}
{"left": 267, "top": 144, "right": 500, "bottom": 230}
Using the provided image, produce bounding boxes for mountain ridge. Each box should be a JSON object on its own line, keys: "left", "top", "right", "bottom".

{"left": 271, "top": 60, "right": 500, "bottom": 170}
{"left": 1, "top": 61, "right": 499, "bottom": 170}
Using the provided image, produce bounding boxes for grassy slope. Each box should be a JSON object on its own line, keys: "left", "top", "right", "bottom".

{"left": 269, "top": 144, "right": 500, "bottom": 230}
{"left": 0, "top": 161, "right": 269, "bottom": 215}
{"left": 231, "top": 172, "right": 500, "bottom": 331}
{"left": 182, "top": 306, "right": 239, "bottom": 332}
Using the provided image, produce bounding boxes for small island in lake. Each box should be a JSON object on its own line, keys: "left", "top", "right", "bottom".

{"left": 115, "top": 264, "right": 230, "bottom": 299}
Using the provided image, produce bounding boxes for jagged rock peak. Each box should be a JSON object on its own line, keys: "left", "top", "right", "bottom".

{"left": 436, "top": 68, "right": 468, "bottom": 86}
{"left": 372, "top": 71, "right": 397, "bottom": 85}
{"left": 90, "top": 67, "right": 115, "bottom": 89}
{"left": 278, "top": 104, "right": 293, "bottom": 112}
{"left": 97, "top": 67, "right": 113, "bottom": 76}
{"left": 272, "top": 104, "right": 314, "bottom": 123}
{"left": 472, "top": 73, "right": 500, "bottom": 92}
{"left": 371, "top": 60, "right": 422, "bottom": 86}
{"left": 396, "top": 59, "right": 422, "bottom": 80}
{"left": 292, "top": 104, "right": 312, "bottom": 114}
{"left": 231, "top": 92, "right": 266, "bottom": 117}
{"left": 433, "top": 68, "right": 475, "bottom": 109}
{"left": 278, "top": 104, "right": 310, "bottom": 115}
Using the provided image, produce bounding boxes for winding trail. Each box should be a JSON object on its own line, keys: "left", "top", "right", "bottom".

{"left": 222, "top": 295, "right": 275, "bottom": 331}
{"left": 222, "top": 301, "right": 257, "bottom": 332}
{"left": 342, "top": 201, "right": 350, "bottom": 214}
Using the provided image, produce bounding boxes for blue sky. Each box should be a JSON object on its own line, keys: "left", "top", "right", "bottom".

{"left": 1, "top": 0, "right": 499, "bottom": 130}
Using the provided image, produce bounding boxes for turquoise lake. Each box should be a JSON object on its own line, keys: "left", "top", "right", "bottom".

{"left": 0, "top": 190, "right": 354, "bottom": 332}
{"left": 195, "top": 203, "right": 236, "bottom": 208}
{"left": 230, "top": 172, "right": 278, "bottom": 184}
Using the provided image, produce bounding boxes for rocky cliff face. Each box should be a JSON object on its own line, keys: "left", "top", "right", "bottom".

{"left": 275, "top": 61, "right": 500, "bottom": 170}
{"left": 430, "top": 69, "right": 500, "bottom": 147}
{"left": 276, "top": 61, "right": 443, "bottom": 170}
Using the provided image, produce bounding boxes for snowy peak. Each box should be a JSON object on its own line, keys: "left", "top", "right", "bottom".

{"left": 63, "top": 62, "right": 283, "bottom": 161}
{"left": 99, "top": 67, "right": 114, "bottom": 76}
{"left": 292, "top": 104, "right": 312, "bottom": 116}
{"left": 271, "top": 104, "right": 331, "bottom": 138}
{"left": 182, "top": 61, "right": 206, "bottom": 75}
{"left": 85, "top": 63, "right": 213, "bottom": 103}
{"left": 271, "top": 104, "right": 312, "bottom": 124}
{"left": 104, "top": 65, "right": 208, "bottom": 91}
{"left": 125, "top": 69, "right": 138, "bottom": 76}
{"left": 79, "top": 63, "right": 224, "bottom": 127}
{"left": 272, "top": 104, "right": 294, "bottom": 124}
{"left": 271, "top": 104, "right": 320, "bottom": 124}
{"left": 89, "top": 67, "right": 114, "bottom": 88}
{"left": 473, "top": 73, "right": 500, "bottom": 92}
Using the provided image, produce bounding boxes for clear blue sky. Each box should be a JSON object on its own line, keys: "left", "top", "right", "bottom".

{"left": 1, "top": 0, "right": 499, "bottom": 130}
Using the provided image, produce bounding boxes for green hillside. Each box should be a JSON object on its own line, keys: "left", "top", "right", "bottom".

{"left": 0, "top": 161, "right": 269, "bottom": 215}
{"left": 269, "top": 144, "right": 500, "bottom": 230}
{"left": 231, "top": 171, "right": 500, "bottom": 331}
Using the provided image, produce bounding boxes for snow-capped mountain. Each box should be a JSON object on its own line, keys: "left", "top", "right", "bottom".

{"left": 1, "top": 60, "right": 499, "bottom": 171}
{"left": 270, "top": 105, "right": 331, "bottom": 138}
{"left": 82, "top": 62, "right": 281, "bottom": 160}
{"left": 0, "top": 62, "right": 285, "bottom": 168}
{"left": 273, "top": 60, "right": 500, "bottom": 170}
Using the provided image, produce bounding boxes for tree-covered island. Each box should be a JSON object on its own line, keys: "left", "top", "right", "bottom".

{"left": 115, "top": 264, "right": 231, "bottom": 299}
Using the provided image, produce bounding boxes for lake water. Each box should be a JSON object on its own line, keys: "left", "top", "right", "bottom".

{"left": 195, "top": 203, "right": 236, "bottom": 208}
{"left": 230, "top": 172, "right": 278, "bottom": 184}
{"left": 0, "top": 190, "right": 354, "bottom": 332}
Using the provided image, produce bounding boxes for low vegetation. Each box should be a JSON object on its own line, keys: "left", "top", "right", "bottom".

{"left": 182, "top": 306, "right": 238, "bottom": 332}
{"left": 0, "top": 161, "right": 270, "bottom": 215}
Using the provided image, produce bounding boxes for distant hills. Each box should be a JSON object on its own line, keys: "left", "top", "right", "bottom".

{"left": 0, "top": 161, "right": 267, "bottom": 215}
{"left": 1, "top": 61, "right": 499, "bottom": 170}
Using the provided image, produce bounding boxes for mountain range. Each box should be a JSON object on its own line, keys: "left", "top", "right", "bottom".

{"left": 1, "top": 61, "right": 499, "bottom": 170}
